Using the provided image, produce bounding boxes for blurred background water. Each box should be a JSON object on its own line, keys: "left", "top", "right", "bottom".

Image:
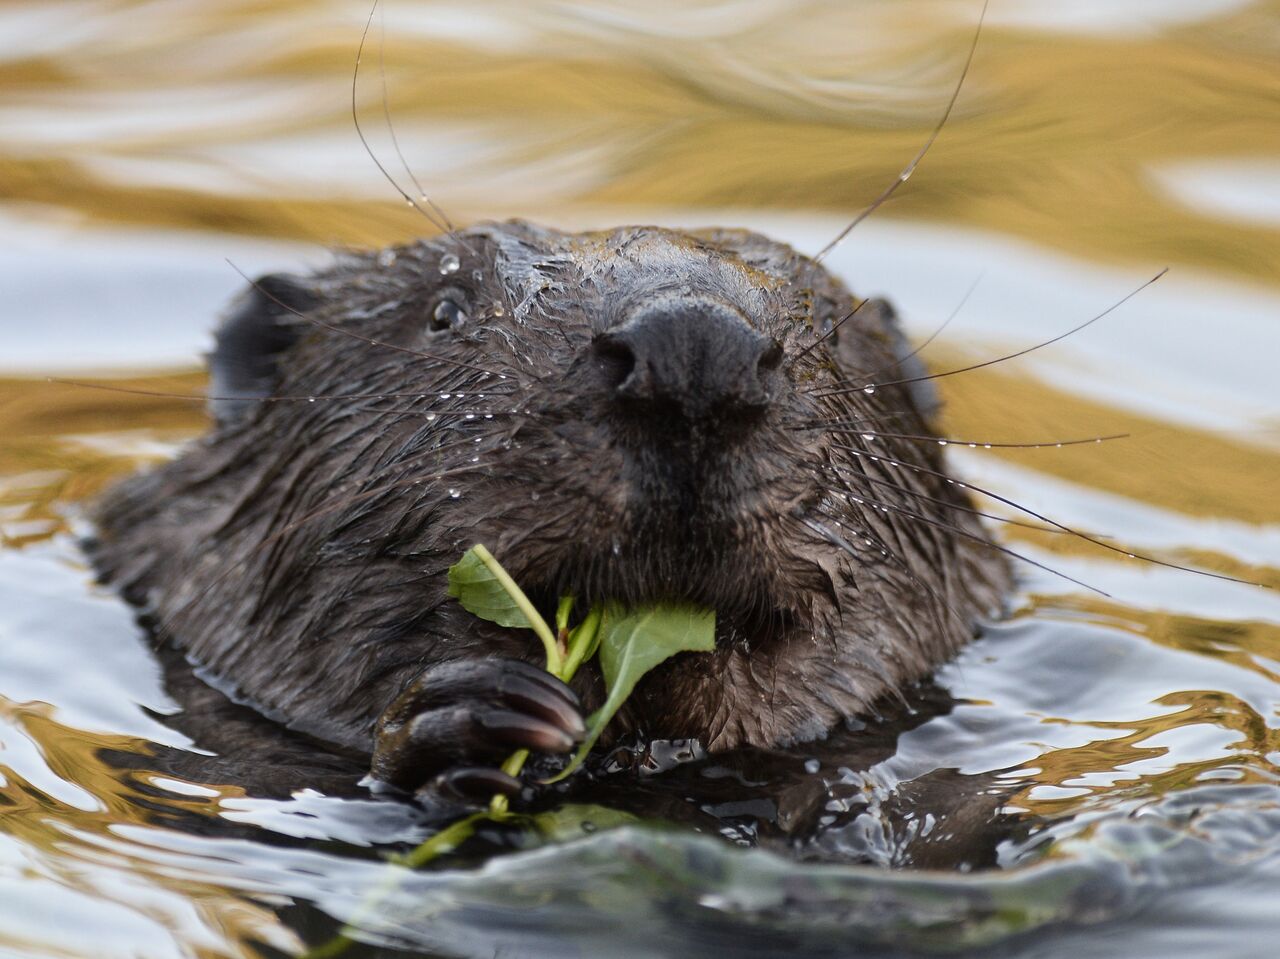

{"left": 1, "top": 1, "right": 1279, "bottom": 957}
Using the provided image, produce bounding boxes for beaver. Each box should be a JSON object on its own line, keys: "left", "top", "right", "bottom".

{"left": 90, "top": 220, "right": 1010, "bottom": 805}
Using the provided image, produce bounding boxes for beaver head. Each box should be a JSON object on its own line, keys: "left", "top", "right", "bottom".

{"left": 92, "top": 220, "right": 1008, "bottom": 769}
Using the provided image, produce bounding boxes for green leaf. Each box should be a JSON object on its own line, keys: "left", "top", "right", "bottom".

{"left": 547, "top": 603, "right": 716, "bottom": 782}
{"left": 446, "top": 545, "right": 534, "bottom": 629}
{"left": 447, "top": 544, "right": 560, "bottom": 675}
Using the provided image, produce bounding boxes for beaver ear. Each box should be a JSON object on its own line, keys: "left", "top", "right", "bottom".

{"left": 835, "top": 297, "right": 942, "bottom": 424}
{"left": 208, "top": 274, "right": 315, "bottom": 425}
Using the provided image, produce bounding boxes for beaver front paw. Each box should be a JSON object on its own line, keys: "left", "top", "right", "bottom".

{"left": 370, "top": 658, "right": 585, "bottom": 804}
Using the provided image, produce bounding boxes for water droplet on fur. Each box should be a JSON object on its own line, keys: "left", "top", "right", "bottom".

{"left": 425, "top": 413, "right": 437, "bottom": 422}
{"left": 377, "top": 250, "right": 397, "bottom": 267}
{"left": 530, "top": 491, "right": 540, "bottom": 502}
{"left": 471, "top": 456, "right": 480, "bottom": 463}
{"left": 938, "top": 440, "right": 947, "bottom": 446}
{"left": 861, "top": 433, "right": 874, "bottom": 442}
{"left": 439, "top": 393, "right": 451, "bottom": 399}
{"left": 464, "top": 414, "right": 475, "bottom": 420}
{"left": 968, "top": 443, "right": 977, "bottom": 448}
{"left": 307, "top": 397, "right": 316, "bottom": 403}
{"left": 448, "top": 488, "right": 461, "bottom": 499}
{"left": 612, "top": 539, "right": 621, "bottom": 557}
{"left": 862, "top": 385, "right": 876, "bottom": 395}
{"left": 484, "top": 414, "right": 494, "bottom": 420}
{"left": 804, "top": 759, "right": 821, "bottom": 774}
{"left": 439, "top": 253, "right": 460, "bottom": 275}
{"left": 984, "top": 444, "right": 992, "bottom": 449}
{"left": 493, "top": 305, "right": 506, "bottom": 317}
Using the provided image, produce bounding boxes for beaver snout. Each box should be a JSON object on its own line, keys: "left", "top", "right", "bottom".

{"left": 592, "top": 294, "right": 783, "bottom": 421}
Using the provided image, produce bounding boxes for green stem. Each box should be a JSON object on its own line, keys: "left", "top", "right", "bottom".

{"left": 488, "top": 749, "right": 529, "bottom": 815}
{"left": 472, "top": 544, "right": 561, "bottom": 674}
{"left": 555, "top": 595, "right": 575, "bottom": 635}
{"left": 488, "top": 606, "right": 603, "bottom": 814}
{"left": 398, "top": 811, "right": 486, "bottom": 869}
{"left": 561, "top": 605, "right": 603, "bottom": 679}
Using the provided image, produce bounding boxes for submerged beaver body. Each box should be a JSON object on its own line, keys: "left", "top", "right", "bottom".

{"left": 92, "top": 220, "right": 1008, "bottom": 801}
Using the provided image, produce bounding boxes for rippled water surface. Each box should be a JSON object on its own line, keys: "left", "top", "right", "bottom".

{"left": 2, "top": 1, "right": 1279, "bottom": 957}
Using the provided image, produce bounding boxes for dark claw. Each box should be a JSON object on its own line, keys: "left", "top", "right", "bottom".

{"left": 371, "top": 656, "right": 588, "bottom": 799}
{"left": 497, "top": 658, "right": 583, "bottom": 707}
{"left": 495, "top": 671, "right": 587, "bottom": 738}
{"left": 428, "top": 766, "right": 523, "bottom": 802}
{"left": 475, "top": 707, "right": 580, "bottom": 753}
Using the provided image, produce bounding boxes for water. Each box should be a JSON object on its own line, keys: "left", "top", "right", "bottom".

{"left": 2, "top": 1, "right": 1278, "bottom": 957}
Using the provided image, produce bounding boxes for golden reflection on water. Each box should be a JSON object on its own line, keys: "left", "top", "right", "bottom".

{"left": 1, "top": 0, "right": 1279, "bottom": 956}
{"left": 1, "top": 1, "right": 1278, "bottom": 280}
{"left": 0, "top": 698, "right": 298, "bottom": 957}
{"left": 938, "top": 358, "right": 1280, "bottom": 528}
{"left": 0, "top": 375, "right": 203, "bottom": 545}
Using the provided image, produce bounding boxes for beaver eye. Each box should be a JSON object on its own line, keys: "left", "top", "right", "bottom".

{"left": 430, "top": 295, "right": 469, "bottom": 332}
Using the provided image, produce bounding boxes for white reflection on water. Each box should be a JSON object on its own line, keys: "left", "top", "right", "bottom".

{"left": 0, "top": 208, "right": 315, "bottom": 373}
{"left": 1154, "top": 160, "right": 1280, "bottom": 229}
{"left": 988, "top": 0, "right": 1257, "bottom": 35}
{"left": 952, "top": 452, "right": 1280, "bottom": 570}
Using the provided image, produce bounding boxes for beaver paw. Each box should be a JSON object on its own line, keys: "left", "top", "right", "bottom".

{"left": 370, "top": 658, "right": 585, "bottom": 805}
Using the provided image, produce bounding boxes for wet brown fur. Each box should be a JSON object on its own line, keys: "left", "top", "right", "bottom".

{"left": 91, "top": 220, "right": 1009, "bottom": 760}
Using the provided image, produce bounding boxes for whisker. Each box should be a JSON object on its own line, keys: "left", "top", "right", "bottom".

{"left": 850, "top": 272, "right": 982, "bottom": 381}
{"left": 803, "top": 426, "right": 1130, "bottom": 450}
{"left": 353, "top": 0, "right": 446, "bottom": 233}
{"left": 352, "top": 0, "right": 481, "bottom": 257}
{"left": 808, "top": 459, "right": 1087, "bottom": 536}
{"left": 813, "top": 481, "right": 1111, "bottom": 597}
{"left": 47, "top": 377, "right": 517, "bottom": 407}
{"left": 815, "top": 268, "right": 1168, "bottom": 398}
{"left": 787, "top": 297, "right": 868, "bottom": 369}
{"left": 352, "top": 404, "right": 524, "bottom": 419}
{"left": 813, "top": 0, "right": 988, "bottom": 263}
{"left": 828, "top": 442, "right": 1268, "bottom": 588}
{"left": 377, "top": 5, "right": 457, "bottom": 235}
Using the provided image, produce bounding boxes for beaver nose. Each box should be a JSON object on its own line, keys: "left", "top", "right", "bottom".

{"left": 593, "top": 297, "right": 782, "bottom": 419}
